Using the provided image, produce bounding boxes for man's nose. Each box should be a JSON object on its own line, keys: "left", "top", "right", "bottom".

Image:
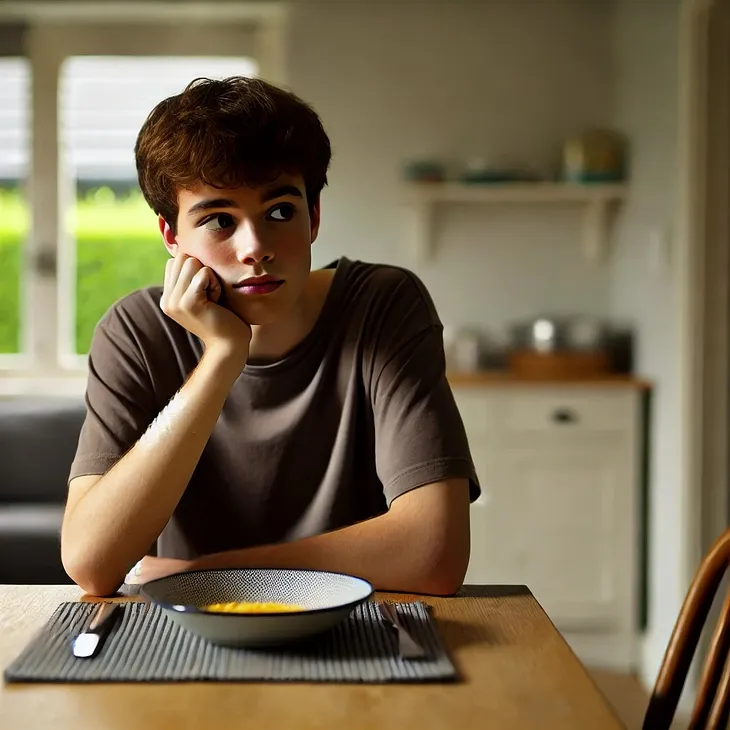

{"left": 233, "top": 223, "right": 275, "bottom": 265}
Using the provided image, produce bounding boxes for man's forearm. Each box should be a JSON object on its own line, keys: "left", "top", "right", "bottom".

{"left": 191, "top": 482, "right": 471, "bottom": 596}
{"left": 62, "top": 345, "right": 245, "bottom": 595}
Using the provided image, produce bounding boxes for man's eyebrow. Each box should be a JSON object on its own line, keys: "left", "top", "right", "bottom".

{"left": 260, "top": 184, "right": 303, "bottom": 203}
{"left": 186, "top": 198, "right": 237, "bottom": 217}
{"left": 186, "top": 186, "right": 303, "bottom": 217}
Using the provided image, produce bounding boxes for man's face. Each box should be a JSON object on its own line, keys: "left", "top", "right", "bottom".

{"left": 160, "top": 173, "right": 319, "bottom": 326}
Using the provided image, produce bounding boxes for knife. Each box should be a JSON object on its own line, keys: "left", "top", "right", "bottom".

{"left": 72, "top": 602, "right": 121, "bottom": 659}
{"left": 378, "top": 601, "right": 428, "bottom": 660}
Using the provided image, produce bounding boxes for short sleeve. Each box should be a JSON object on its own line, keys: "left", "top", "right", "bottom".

{"left": 369, "top": 272, "right": 481, "bottom": 505}
{"left": 68, "top": 299, "right": 162, "bottom": 483}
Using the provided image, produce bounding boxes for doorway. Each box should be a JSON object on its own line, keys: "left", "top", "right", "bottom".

{"left": 677, "top": 0, "right": 730, "bottom": 698}
{"left": 680, "top": 0, "right": 730, "bottom": 571}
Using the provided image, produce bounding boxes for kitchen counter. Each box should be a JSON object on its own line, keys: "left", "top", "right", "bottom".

{"left": 447, "top": 370, "right": 652, "bottom": 390}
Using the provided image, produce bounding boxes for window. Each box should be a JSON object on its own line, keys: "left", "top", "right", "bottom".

{"left": 0, "top": 58, "right": 30, "bottom": 355}
{"left": 60, "top": 57, "right": 258, "bottom": 355}
{"left": 0, "top": 8, "right": 286, "bottom": 386}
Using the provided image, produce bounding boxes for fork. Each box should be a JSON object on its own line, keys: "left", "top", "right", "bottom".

{"left": 377, "top": 601, "right": 428, "bottom": 660}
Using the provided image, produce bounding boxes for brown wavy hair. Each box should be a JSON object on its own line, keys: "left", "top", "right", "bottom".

{"left": 135, "top": 76, "right": 332, "bottom": 233}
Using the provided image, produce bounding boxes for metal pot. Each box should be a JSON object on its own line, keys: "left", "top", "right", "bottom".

{"left": 509, "top": 316, "right": 607, "bottom": 353}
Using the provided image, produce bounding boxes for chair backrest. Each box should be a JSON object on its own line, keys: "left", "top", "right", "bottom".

{"left": 644, "top": 528, "right": 730, "bottom": 729}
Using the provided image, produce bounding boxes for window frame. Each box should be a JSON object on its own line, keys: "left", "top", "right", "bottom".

{"left": 0, "top": 2, "right": 289, "bottom": 393}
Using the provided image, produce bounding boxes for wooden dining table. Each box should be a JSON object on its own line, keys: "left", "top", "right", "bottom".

{"left": 0, "top": 583, "right": 625, "bottom": 729}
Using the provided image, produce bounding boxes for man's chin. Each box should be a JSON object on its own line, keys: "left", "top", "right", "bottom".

{"left": 228, "top": 303, "right": 281, "bottom": 328}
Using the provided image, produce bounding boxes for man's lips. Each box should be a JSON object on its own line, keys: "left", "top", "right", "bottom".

{"left": 233, "top": 276, "right": 284, "bottom": 295}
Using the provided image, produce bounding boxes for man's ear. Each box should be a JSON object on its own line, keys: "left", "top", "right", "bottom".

{"left": 309, "top": 196, "right": 321, "bottom": 245}
{"left": 158, "top": 215, "right": 178, "bottom": 255}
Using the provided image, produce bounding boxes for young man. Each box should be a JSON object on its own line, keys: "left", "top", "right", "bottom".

{"left": 61, "top": 76, "right": 479, "bottom": 597}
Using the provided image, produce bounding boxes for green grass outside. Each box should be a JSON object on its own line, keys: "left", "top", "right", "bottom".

{"left": 0, "top": 187, "right": 168, "bottom": 354}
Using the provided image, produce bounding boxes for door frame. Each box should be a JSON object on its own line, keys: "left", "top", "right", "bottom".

{"left": 677, "top": 0, "right": 730, "bottom": 641}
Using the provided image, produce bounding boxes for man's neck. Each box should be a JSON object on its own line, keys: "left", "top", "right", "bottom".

{"left": 246, "top": 268, "right": 335, "bottom": 364}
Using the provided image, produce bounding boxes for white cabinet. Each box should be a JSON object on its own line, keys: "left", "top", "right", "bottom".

{"left": 454, "top": 384, "right": 643, "bottom": 671}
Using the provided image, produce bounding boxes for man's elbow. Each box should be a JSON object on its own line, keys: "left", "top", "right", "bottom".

{"left": 412, "top": 546, "right": 470, "bottom": 596}
{"left": 61, "top": 546, "right": 124, "bottom": 597}
{"left": 419, "top": 565, "right": 467, "bottom": 596}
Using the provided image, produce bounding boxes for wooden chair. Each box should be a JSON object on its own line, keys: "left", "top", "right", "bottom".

{"left": 644, "top": 528, "right": 730, "bottom": 729}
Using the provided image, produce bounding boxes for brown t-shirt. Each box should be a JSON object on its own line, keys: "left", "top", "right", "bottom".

{"left": 70, "top": 257, "right": 480, "bottom": 559}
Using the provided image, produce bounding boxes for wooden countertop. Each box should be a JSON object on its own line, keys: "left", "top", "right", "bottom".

{"left": 447, "top": 370, "right": 652, "bottom": 389}
{"left": 0, "top": 584, "right": 625, "bottom": 730}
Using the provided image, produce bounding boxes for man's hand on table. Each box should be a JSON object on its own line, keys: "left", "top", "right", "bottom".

{"left": 124, "top": 556, "right": 195, "bottom": 585}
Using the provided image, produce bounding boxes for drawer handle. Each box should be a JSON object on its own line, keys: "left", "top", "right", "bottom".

{"left": 552, "top": 408, "right": 578, "bottom": 424}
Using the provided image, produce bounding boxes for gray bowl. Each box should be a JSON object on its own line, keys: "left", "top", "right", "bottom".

{"left": 140, "top": 568, "right": 374, "bottom": 647}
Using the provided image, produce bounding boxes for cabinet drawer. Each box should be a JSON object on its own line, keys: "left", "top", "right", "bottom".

{"left": 503, "top": 391, "right": 635, "bottom": 433}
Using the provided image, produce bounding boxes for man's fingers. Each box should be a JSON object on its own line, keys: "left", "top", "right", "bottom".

{"left": 161, "top": 254, "right": 190, "bottom": 308}
{"left": 159, "top": 255, "right": 234, "bottom": 343}
{"left": 124, "top": 559, "right": 144, "bottom": 585}
{"left": 168, "top": 252, "right": 188, "bottom": 286}
{"left": 194, "top": 267, "right": 222, "bottom": 302}
{"left": 190, "top": 267, "right": 213, "bottom": 293}
{"left": 206, "top": 273, "right": 222, "bottom": 303}
{"left": 180, "top": 267, "right": 218, "bottom": 308}
{"left": 163, "top": 258, "right": 174, "bottom": 292}
{"left": 161, "top": 259, "right": 174, "bottom": 308}
{"left": 171, "top": 256, "right": 203, "bottom": 302}
{"left": 123, "top": 556, "right": 191, "bottom": 585}
{"left": 169, "top": 252, "right": 191, "bottom": 293}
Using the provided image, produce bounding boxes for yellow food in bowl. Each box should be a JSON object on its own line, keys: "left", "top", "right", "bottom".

{"left": 202, "top": 601, "right": 305, "bottom": 614}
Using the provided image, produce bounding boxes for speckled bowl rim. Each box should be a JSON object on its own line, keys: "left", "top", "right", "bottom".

{"left": 140, "top": 567, "right": 375, "bottom": 618}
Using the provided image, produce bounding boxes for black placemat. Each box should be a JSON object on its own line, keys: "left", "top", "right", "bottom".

{"left": 4, "top": 600, "right": 457, "bottom": 683}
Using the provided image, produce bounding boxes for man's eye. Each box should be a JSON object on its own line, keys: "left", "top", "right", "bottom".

{"left": 266, "top": 204, "right": 295, "bottom": 222}
{"left": 203, "top": 213, "right": 236, "bottom": 231}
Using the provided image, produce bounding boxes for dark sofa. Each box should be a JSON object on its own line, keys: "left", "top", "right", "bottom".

{"left": 0, "top": 397, "right": 86, "bottom": 584}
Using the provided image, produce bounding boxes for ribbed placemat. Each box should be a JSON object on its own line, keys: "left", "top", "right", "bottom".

{"left": 4, "top": 600, "right": 457, "bottom": 684}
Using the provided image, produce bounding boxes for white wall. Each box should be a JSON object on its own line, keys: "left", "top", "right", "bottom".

{"left": 290, "top": 0, "right": 687, "bottom": 688}
{"left": 609, "top": 0, "right": 683, "bottom": 689}
{"left": 287, "top": 0, "right": 615, "bottom": 341}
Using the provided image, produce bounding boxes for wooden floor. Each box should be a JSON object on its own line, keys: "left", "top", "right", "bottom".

{"left": 589, "top": 669, "right": 689, "bottom": 730}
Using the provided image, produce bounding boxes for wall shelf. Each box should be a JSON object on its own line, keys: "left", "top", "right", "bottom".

{"left": 401, "top": 182, "right": 627, "bottom": 263}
